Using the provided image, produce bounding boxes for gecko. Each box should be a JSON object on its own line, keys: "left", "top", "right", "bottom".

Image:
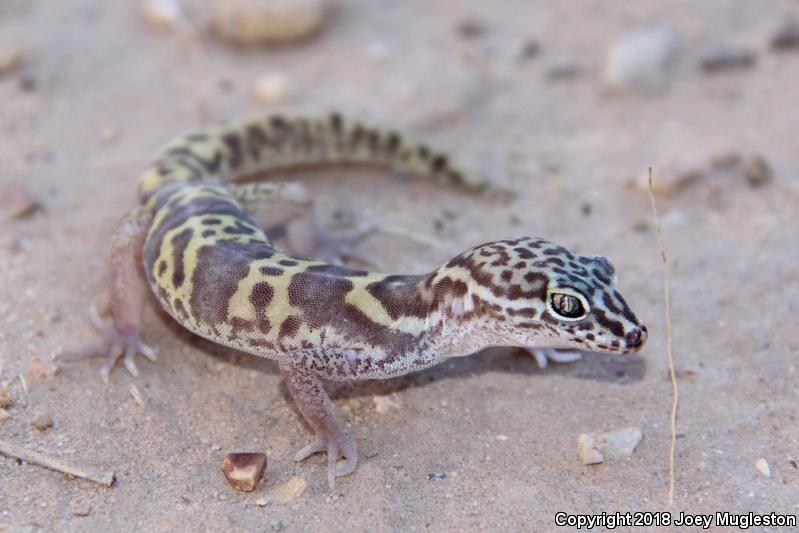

{"left": 80, "top": 112, "right": 647, "bottom": 489}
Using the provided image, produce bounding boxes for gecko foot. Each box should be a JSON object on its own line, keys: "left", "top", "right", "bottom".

{"left": 294, "top": 431, "right": 357, "bottom": 489}
{"left": 528, "top": 348, "right": 582, "bottom": 369}
{"left": 88, "top": 306, "right": 156, "bottom": 383}
{"left": 56, "top": 307, "right": 156, "bottom": 382}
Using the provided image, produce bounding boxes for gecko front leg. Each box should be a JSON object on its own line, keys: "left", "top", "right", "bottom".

{"left": 280, "top": 359, "right": 357, "bottom": 489}
{"left": 63, "top": 207, "right": 156, "bottom": 382}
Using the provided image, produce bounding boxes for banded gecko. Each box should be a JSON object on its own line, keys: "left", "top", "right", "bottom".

{"left": 82, "top": 113, "right": 647, "bottom": 488}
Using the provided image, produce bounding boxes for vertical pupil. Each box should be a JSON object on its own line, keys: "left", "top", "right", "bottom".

{"left": 553, "top": 293, "right": 583, "bottom": 317}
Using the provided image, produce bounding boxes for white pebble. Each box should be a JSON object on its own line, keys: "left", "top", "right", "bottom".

{"left": 578, "top": 427, "right": 643, "bottom": 465}
{"left": 755, "top": 457, "right": 771, "bottom": 477}
{"left": 603, "top": 26, "right": 677, "bottom": 92}
{"left": 578, "top": 433, "right": 604, "bottom": 465}
{"left": 212, "top": 0, "right": 331, "bottom": 45}
{"left": 253, "top": 73, "right": 293, "bottom": 105}
{"left": 141, "top": 0, "right": 182, "bottom": 29}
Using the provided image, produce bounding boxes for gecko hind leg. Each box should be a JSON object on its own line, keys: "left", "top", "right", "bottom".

{"left": 280, "top": 360, "right": 357, "bottom": 489}
{"left": 229, "top": 181, "right": 382, "bottom": 268}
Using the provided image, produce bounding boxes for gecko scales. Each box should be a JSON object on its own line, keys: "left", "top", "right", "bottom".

{"left": 83, "top": 113, "right": 647, "bottom": 488}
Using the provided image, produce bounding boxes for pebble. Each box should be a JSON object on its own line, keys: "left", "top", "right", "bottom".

{"left": 0, "top": 47, "right": 23, "bottom": 77}
{"left": 744, "top": 155, "right": 773, "bottom": 187}
{"left": 578, "top": 427, "right": 643, "bottom": 464}
{"left": 701, "top": 49, "right": 756, "bottom": 73}
{"left": 222, "top": 452, "right": 267, "bottom": 492}
{"left": 372, "top": 395, "right": 400, "bottom": 415}
{"left": 0, "top": 386, "right": 13, "bottom": 409}
{"left": 28, "top": 357, "right": 59, "bottom": 381}
{"left": 519, "top": 39, "right": 541, "bottom": 61}
{"left": 212, "top": 0, "right": 331, "bottom": 46}
{"left": 577, "top": 434, "right": 604, "bottom": 465}
{"left": 455, "top": 18, "right": 486, "bottom": 39}
{"left": 253, "top": 73, "right": 293, "bottom": 105}
{"left": 755, "top": 457, "right": 771, "bottom": 477}
{"left": 643, "top": 165, "right": 706, "bottom": 197}
{"left": 427, "top": 472, "right": 446, "bottom": 480}
{"left": 270, "top": 519, "right": 286, "bottom": 531}
{"left": 601, "top": 427, "right": 643, "bottom": 458}
{"left": 0, "top": 408, "right": 10, "bottom": 421}
{"left": 141, "top": 0, "right": 182, "bottom": 29}
{"left": 254, "top": 497, "right": 268, "bottom": 507}
{"left": 603, "top": 26, "right": 677, "bottom": 92}
{"left": 272, "top": 475, "right": 307, "bottom": 503}
{"left": 2, "top": 184, "right": 40, "bottom": 219}
{"left": 771, "top": 20, "right": 799, "bottom": 51}
{"left": 545, "top": 59, "right": 583, "bottom": 81}
{"left": 32, "top": 412, "right": 53, "bottom": 431}
{"left": 72, "top": 503, "right": 91, "bottom": 517}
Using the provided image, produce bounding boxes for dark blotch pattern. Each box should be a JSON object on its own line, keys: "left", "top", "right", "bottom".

{"left": 170, "top": 227, "right": 194, "bottom": 289}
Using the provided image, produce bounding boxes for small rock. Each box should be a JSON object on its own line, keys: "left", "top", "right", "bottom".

{"left": 755, "top": 457, "right": 771, "bottom": 477}
{"left": 603, "top": 26, "right": 677, "bottom": 92}
{"left": 0, "top": 408, "right": 10, "bottom": 421}
{"left": 0, "top": 386, "right": 13, "bottom": 409}
{"left": 579, "top": 427, "right": 643, "bottom": 464}
{"left": 253, "top": 72, "right": 293, "bottom": 105}
{"left": 644, "top": 166, "right": 706, "bottom": 197}
{"left": 744, "top": 155, "right": 773, "bottom": 187}
{"left": 212, "top": 0, "right": 331, "bottom": 46}
{"left": 0, "top": 47, "right": 23, "bottom": 77}
{"left": 372, "top": 395, "right": 399, "bottom": 415}
{"left": 272, "top": 475, "right": 307, "bottom": 503}
{"left": 270, "top": 519, "right": 285, "bottom": 531}
{"left": 701, "top": 49, "right": 756, "bottom": 73}
{"left": 72, "top": 503, "right": 91, "bottom": 517}
{"left": 222, "top": 452, "right": 267, "bottom": 492}
{"left": 632, "top": 219, "right": 650, "bottom": 233}
{"left": 545, "top": 59, "right": 583, "bottom": 81}
{"left": 600, "top": 427, "right": 643, "bottom": 458}
{"left": 456, "top": 18, "right": 486, "bottom": 39}
{"left": 32, "top": 411, "right": 53, "bottom": 431}
{"left": 2, "top": 183, "right": 40, "bottom": 219}
{"left": 254, "top": 497, "right": 268, "bottom": 507}
{"left": 29, "top": 357, "right": 59, "bottom": 381}
{"left": 519, "top": 39, "right": 540, "bottom": 61}
{"left": 141, "top": 0, "right": 182, "bottom": 29}
{"left": 771, "top": 20, "right": 799, "bottom": 51}
{"left": 577, "top": 433, "right": 604, "bottom": 465}
{"left": 427, "top": 472, "right": 446, "bottom": 480}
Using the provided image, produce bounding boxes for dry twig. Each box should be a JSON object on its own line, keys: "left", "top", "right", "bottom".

{"left": 0, "top": 438, "right": 115, "bottom": 487}
{"left": 647, "top": 167, "right": 679, "bottom": 506}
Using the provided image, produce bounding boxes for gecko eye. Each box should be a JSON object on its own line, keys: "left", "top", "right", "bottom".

{"left": 549, "top": 291, "right": 588, "bottom": 320}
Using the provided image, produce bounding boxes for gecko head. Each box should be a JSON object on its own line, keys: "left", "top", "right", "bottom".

{"left": 439, "top": 237, "right": 647, "bottom": 355}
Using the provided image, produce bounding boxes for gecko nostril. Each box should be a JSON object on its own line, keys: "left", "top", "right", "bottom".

{"left": 625, "top": 328, "right": 644, "bottom": 347}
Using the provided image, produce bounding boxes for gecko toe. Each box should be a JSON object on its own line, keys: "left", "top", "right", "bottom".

{"left": 294, "top": 440, "right": 326, "bottom": 462}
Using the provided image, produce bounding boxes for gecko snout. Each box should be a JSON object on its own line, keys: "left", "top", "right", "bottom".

{"left": 624, "top": 324, "right": 647, "bottom": 352}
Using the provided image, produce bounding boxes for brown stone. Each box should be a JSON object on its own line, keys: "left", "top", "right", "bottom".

{"left": 222, "top": 452, "right": 267, "bottom": 492}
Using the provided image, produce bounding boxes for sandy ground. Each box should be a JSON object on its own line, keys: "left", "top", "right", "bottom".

{"left": 1, "top": 1, "right": 798, "bottom": 531}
